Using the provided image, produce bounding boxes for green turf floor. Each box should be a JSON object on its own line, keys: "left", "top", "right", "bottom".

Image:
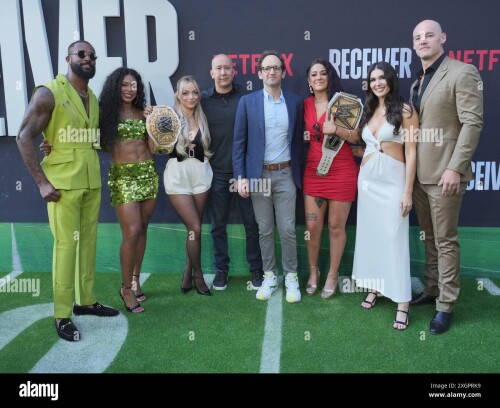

{"left": 0, "top": 273, "right": 498, "bottom": 373}
{"left": 3, "top": 223, "right": 500, "bottom": 278}
{"left": 0, "top": 223, "right": 499, "bottom": 373}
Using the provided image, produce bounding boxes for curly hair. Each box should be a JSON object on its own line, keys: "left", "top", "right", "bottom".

{"left": 359, "top": 61, "right": 412, "bottom": 134}
{"left": 173, "top": 75, "right": 212, "bottom": 159}
{"left": 99, "top": 67, "right": 146, "bottom": 151}
{"left": 306, "top": 59, "right": 343, "bottom": 99}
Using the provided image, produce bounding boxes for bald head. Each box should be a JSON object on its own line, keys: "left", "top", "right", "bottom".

{"left": 413, "top": 20, "right": 442, "bottom": 37}
{"left": 413, "top": 19, "right": 446, "bottom": 67}
{"left": 210, "top": 54, "right": 235, "bottom": 93}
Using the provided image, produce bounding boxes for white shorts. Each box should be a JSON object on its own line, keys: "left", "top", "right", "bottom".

{"left": 164, "top": 157, "right": 213, "bottom": 195}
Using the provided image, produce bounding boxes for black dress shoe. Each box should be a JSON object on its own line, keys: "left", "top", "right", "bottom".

{"left": 55, "top": 318, "right": 80, "bottom": 342}
{"left": 73, "top": 302, "right": 119, "bottom": 317}
{"left": 409, "top": 292, "right": 437, "bottom": 306}
{"left": 429, "top": 311, "right": 453, "bottom": 334}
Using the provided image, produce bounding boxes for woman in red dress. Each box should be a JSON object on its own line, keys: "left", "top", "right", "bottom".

{"left": 303, "top": 59, "right": 360, "bottom": 298}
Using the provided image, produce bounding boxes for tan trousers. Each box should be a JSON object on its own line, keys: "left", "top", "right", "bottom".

{"left": 412, "top": 180, "right": 466, "bottom": 313}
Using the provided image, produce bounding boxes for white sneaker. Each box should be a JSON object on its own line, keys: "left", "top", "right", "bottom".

{"left": 285, "top": 273, "right": 301, "bottom": 303}
{"left": 256, "top": 272, "right": 278, "bottom": 300}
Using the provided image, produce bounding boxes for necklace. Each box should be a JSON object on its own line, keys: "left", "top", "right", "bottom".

{"left": 76, "top": 89, "right": 88, "bottom": 99}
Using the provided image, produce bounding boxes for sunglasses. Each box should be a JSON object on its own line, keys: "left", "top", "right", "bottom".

{"left": 69, "top": 51, "right": 98, "bottom": 61}
{"left": 312, "top": 123, "right": 321, "bottom": 142}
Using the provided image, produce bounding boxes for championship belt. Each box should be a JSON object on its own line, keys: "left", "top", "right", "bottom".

{"left": 316, "top": 92, "right": 363, "bottom": 177}
{"left": 146, "top": 105, "right": 181, "bottom": 154}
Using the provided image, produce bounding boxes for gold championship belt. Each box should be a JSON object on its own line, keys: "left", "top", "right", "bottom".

{"left": 316, "top": 92, "right": 363, "bottom": 176}
{"left": 146, "top": 105, "right": 181, "bottom": 154}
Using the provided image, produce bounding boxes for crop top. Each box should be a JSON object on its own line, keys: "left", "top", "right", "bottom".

{"left": 170, "top": 129, "right": 205, "bottom": 162}
{"left": 362, "top": 121, "right": 404, "bottom": 156}
{"left": 116, "top": 119, "right": 147, "bottom": 141}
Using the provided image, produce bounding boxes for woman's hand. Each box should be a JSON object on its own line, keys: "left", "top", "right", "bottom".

{"left": 143, "top": 105, "right": 153, "bottom": 118}
{"left": 400, "top": 193, "right": 413, "bottom": 217}
{"left": 322, "top": 119, "right": 338, "bottom": 135}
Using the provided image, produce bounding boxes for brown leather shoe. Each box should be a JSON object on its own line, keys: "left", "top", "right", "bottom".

{"left": 409, "top": 292, "right": 437, "bottom": 306}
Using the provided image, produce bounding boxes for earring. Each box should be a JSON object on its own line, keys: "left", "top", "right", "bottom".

{"left": 309, "top": 85, "right": 314, "bottom": 94}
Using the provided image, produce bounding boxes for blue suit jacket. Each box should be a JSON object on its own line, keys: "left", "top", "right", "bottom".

{"left": 232, "top": 89, "right": 304, "bottom": 189}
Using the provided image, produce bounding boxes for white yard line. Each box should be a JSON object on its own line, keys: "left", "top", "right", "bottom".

{"left": 0, "top": 224, "right": 23, "bottom": 288}
{"left": 476, "top": 278, "right": 500, "bottom": 296}
{"left": 259, "top": 275, "right": 283, "bottom": 374}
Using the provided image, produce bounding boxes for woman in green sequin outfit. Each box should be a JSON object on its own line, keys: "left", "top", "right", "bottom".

{"left": 100, "top": 67, "right": 159, "bottom": 313}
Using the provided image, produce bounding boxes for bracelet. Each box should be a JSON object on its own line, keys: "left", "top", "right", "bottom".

{"left": 347, "top": 129, "right": 352, "bottom": 141}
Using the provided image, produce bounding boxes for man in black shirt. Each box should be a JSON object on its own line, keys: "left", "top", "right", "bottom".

{"left": 201, "top": 54, "right": 263, "bottom": 291}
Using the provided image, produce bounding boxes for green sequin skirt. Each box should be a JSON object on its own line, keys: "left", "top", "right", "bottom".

{"left": 108, "top": 160, "right": 159, "bottom": 207}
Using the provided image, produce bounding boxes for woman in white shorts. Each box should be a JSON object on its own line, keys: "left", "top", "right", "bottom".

{"left": 164, "top": 75, "right": 213, "bottom": 296}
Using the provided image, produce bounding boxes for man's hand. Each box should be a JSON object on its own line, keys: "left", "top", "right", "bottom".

{"left": 438, "top": 169, "right": 461, "bottom": 196}
{"left": 237, "top": 178, "right": 250, "bottom": 198}
{"left": 39, "top": 139, "right": 52, "bottom": 156}
{"left": 39, "top": 180, "right": 61, "bottom": 202}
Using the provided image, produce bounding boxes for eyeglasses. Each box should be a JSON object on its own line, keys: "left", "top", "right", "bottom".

{"left": 312, "top": 123, "right": 321, "bottom": 142}
{"left": 261, "top": 65, "right": 283, "bottom": 73}
{"left": 69, "top": 51, "right": 98, "bottom": 61}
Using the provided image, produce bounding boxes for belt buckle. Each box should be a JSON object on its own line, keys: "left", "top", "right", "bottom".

{"left": 188, "top": 148, "right": 195, "bottom": 158}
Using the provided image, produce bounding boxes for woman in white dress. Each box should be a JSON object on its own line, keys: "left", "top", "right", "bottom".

{"left": 351, "top": 62, "right": 419, "bottom": 330}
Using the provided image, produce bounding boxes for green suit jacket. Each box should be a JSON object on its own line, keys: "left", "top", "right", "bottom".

{"left": 39, "top": 74, "right": 101, "bottom": 190}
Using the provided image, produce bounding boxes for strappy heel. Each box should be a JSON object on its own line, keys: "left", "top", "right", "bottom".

{"left": 306, "top": 265, "right": 320, "bottom": 296}
{"left": 393, "top": 307, "right": 409, "bottom": 330}
{"left": 133, "top": 274, "right": 147, "bottom": 302}
{"left": 361, "top": 291, "right": 378, "bottom": 309}
{"left": 132, "top": 273, "right": 148, "bottom": 302}
{"left": 320, "top": 272, "right": 339, "bottom": 299}
{"left": 119, "top": 284, "right": 144, "bottom": 313}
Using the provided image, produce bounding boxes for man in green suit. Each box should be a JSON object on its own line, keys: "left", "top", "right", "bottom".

{"left": 409, "top": 20, "right": 483, "bottom": 334}
{"left": 17, "top": 40, "right": 118, "bottom": 342}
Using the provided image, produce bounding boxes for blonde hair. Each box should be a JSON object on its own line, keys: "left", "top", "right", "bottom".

{"left": 173, "top": 75, "right": 212, "bottom": 158}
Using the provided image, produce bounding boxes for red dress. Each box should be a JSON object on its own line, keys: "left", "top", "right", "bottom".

{"left": 303, "top": 96, "right": 358, "bottom": 201}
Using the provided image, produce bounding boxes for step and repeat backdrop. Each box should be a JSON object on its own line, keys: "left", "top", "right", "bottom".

{"left": 0, "top": 0, "right": 498, "bottom": 225}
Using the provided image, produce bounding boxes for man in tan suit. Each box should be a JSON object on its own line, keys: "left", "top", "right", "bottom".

{"left": 409, "top": 20, "right": 483, "bottom": 334}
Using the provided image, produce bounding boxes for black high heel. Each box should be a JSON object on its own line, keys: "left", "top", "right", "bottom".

{"left": 181, "top": 270, "right": 193, "bottom": 294}
{"left": 193, "top": 272, "right": 212, "bottom": 296}
{"left": 133, "top": 273, "right": 147, "bottom": 302}
{"left": 119, "top": 284, "right": 144, "bottom": 313}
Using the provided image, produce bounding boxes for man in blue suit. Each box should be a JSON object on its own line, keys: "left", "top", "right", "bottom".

{"left": 233, "top": 50, "right": 304, "bottom": 303}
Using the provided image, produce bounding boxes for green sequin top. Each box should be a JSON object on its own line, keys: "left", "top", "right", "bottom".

{"left": 116, "top": 119, "right": 147, "bottom": 141}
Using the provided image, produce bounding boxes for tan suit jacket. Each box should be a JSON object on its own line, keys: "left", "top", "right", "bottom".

{"left": 410, "top": 56, "right": 483, "bottom": 184}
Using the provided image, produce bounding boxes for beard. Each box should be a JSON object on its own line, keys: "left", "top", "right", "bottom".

{"left": 70, "top": 61, "right": 96, "bottom": 79}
